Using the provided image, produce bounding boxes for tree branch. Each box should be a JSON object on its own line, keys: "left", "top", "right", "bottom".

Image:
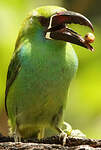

{"left": 0, "top": 134, "right": 101, "bottom": 149}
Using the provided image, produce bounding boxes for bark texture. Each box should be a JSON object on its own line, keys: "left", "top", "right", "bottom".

{"left": 0, "top": 134, "right": 101, "bottom": 150}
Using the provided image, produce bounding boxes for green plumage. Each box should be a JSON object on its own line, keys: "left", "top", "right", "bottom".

{"left": 6, "top": 6, "right": 78, "bottom": 138}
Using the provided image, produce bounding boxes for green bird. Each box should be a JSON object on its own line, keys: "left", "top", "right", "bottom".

{"left": 5, "top": 6, "right": 94, "bottom": 141}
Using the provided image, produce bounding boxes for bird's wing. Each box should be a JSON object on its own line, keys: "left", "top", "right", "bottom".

{"left": 5, "top": 50, "right": 21, "bottom": 113}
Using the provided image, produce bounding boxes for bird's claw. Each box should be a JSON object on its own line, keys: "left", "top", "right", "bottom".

{"left": 63, "top": 121, "right": 86, "bottom": 138}
{"left": 59, "top": 121, "right": 86, "bottom": 145}
{"left": 62, "top": 121, "right": 72, "bottom": 136}
{"left": 58, "top": 122, "right": 72, "bottom": 145}
{"left": 59, "top": 131, "right": 68, "bottom": 146}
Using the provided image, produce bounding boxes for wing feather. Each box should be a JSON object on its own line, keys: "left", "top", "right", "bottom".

{"left": 5, "top": 51, "right": 21, "bottom": 113}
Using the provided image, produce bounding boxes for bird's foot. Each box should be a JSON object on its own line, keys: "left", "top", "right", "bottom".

{"left": 13, "top": 127, "right": 21, "bottom": 142}
{"left": 14, "top": 134, "right": 21, "bottom": 142}
{"left": 58, "top": 122, "right": 72, "bottom": 145}
{"left": 59, "top": 130, "right": 68, "bottom": 146}
{"left": 63, "top": 121, "right": 86, "bottom": 138}
{"left": 8, "top": 125, "right": 21, "bottom": 142}
{"left": 57, "top": 122, "right": 86, "bottom": 145}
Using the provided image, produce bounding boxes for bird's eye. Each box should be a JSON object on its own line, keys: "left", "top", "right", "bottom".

{"left": 38, "top": 16, "right": 50, "bottom": 27}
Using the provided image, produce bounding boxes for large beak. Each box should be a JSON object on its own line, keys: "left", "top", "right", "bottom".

{"left": 45, "top": 11, "right": 94, "bottom": 51}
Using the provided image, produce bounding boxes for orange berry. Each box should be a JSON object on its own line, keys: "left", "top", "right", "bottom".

{"left": 84, "top": 33, "right": 95, "bottom": 43}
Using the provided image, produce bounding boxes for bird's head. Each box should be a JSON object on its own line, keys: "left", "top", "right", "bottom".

{"left": 20, "top": 6, "right": 95, "bottom": 51}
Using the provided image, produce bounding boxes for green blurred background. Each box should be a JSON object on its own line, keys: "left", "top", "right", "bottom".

{"left": 0, "top": 0, "right": 101, "bottom": 139}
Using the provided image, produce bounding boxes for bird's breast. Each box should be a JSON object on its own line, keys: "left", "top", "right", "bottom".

{"left": 17, "top": 41, "right": 78, "bottom": 99}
